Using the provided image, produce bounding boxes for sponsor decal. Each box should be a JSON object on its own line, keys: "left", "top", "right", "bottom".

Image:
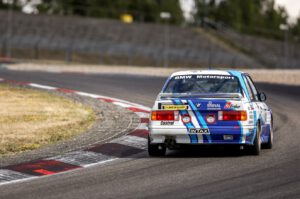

{"left": 181, "top": 115, "right": 191, "bottom": 124}
{"left": 189, "top": 128, "right": 210, "bottom": 134}
{"left": 174, "top": 75, "right": 192, "bottom": 80}
{"left": 206, "top": 114, "right": 216, "bottom": 124}
{"left": 162, "top": 104, "right": 188, "bottom": 110}
{"left": 174, "top": 75, "right": 235, "bottom": 80}
{"left": 223, "top": 135, "right": 233, "bottom": 140}
{"left": 224, "top": 102, "right": 241, "bottom": 109}
{"left": 196, "top": 75, "right": 235, "bottom": 80}
{"left": 249, "top": 105, "right": 254, "bottom": 110}
{"left": 207, "top": 101, "right": 221, "bottom": 110}
{"left": 196, "top": 103, "right": 201, "bottom": 108}
{"left": 160, "top": 121, "right": 174, "bottom": 125}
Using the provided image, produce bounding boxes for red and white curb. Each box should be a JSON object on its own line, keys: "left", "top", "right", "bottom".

{"left": 0, "top": 78, "right": 150, "bottom": 185}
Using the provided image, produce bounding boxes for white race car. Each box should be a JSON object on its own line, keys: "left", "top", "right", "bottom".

{"left": 148, "top": 70, "right": 273, "bottom": 156}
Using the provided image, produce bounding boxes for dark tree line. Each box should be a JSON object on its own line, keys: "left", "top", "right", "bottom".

{"left": 1, "top": 0, "right": 300, "bottom": 40}
{"left": 0, "top": 0, "right": 21, "bottom": 11}
{"left": 35, "top": 0, "right": 184, "bottom": 24}
{"left": 194, "top": 0, "right": 300, "bottom": 40}
{"left": 291, "top": 17, "right": 300, "bottom": 39}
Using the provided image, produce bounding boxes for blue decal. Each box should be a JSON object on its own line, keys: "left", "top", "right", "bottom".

{"left": 173, "top": 99, "right": 198, "bottom": 144}
{"left": 252, "top": 111, "right": 257, "bottom": 144}
{"left": 188, "top": 100, "right": 212, "bottom": 143}
{"left": 238, "top": 121, "right": 243, "bottom": 144}
{"left": 228, "top": 70, "right": 250, "bottom": 100}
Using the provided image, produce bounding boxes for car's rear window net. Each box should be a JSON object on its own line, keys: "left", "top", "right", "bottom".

{"left": 163, "top": 75, "right": 242, "bottom": 94}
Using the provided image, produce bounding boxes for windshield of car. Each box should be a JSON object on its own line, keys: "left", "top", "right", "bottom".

{"left": 163, "top": 75, "right": 241, "bottom": 94}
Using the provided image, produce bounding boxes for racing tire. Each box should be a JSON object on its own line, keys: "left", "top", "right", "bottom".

{"left": 148, "top": 136, "right": 166, "bottom": 157}
{"left": 263, "top": 119, "right": 273, "bottom": 149}
{"left": 250, "top": 123, "right": 261, "bottom": 155}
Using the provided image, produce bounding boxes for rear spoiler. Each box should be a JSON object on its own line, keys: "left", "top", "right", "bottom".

{"left": 158, "top": 93, "right": 243, "bottom": 100}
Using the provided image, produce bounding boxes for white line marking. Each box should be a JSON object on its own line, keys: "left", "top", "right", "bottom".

{"left": 0, "top": 170, "right": 34, "bottom": 183}
{"left": 28, "top": 83, "right": 57, "bottom": 90}
{"left": 75, "top": 89, "right": 150, "bottom": 112}
{"left": 111, "top": 135, "right": 147, "bottom": 149}
{"left": 136, "top": 123, "right": 148, "bottom": 130}
{"left": 46, "top": 151, "right": 112, "bottom": 167}
{"left": 135, "top": 112, "right": 150, "bottom": 118}
{"left": 75, "top": 92, "right": 101, "bottom": 98}
{"left": 0, "top": 158, "right": 119, "bottom": 186}
{"left": 76, "top": 92, "right": 150, "bottom": 112}
{"left": 82, "top": 158, "right": 118, "bottom": 168}
{"left": 130, "top": 105, "right": 151, "bottom": 112}
{"left": 113, "top": 102, "right": 132, "bottom": 108}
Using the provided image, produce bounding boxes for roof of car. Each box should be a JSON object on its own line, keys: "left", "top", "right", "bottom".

{"left": 170, "top": 70, "right": 245, "bottom": 77}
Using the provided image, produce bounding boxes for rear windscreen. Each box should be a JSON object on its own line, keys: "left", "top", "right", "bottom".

{"left": 163, "top": 75, "right": 241, "bottom": 94}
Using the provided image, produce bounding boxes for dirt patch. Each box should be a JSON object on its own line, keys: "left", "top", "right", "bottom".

{"left": 0, "top": 84, "right": 95, "bottom": 156}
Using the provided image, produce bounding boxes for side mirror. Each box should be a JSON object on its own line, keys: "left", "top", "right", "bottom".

{"left": 259, "top": 92, "right": 267, "bottom": 102}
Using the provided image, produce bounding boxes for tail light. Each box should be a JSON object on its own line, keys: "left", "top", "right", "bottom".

{"left": 218, "top": 111, "right": 247, "bottom": 121}
{"left": 151, "top": 111, "right": 179, "bottom": 121}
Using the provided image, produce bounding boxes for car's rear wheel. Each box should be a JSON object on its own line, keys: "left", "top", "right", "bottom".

{"left": 148, "top": 136, "right": 166, "bottom": 157}
{"left": 250, "top": 122, "right": 261, "bottom": 155}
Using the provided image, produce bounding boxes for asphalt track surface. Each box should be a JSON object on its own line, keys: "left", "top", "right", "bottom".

{"left": 0, "top": 70, "right": 299, "bottom": 199}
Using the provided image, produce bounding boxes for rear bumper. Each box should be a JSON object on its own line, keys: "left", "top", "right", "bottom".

{"left": 149, "top": 126, "right": 256, "bottom": 145}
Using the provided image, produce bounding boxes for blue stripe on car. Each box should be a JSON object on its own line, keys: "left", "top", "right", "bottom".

{"left": 228, "top": 70, "right": 250, "bottom": 100}
{"left": 238, "top": 121, "right": 244, "bottom": 144}
{"left": 173, "top": 99, "right": 198, "bottom": 144}
{"left": 188, "top": 100, "right": 212, "bottom": 143}
{"left": 252, "top": 111, "right": 257, "bottom": 144}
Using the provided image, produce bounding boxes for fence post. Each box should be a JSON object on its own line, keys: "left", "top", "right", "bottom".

{"left": 34, "top": 39, "right": 40, "bottom": 60}
{"left": 1, "top": 40, "right": 7, "bottom": 57}
{"left": 6, "top": 3, "right": 13, "bottom": 58}
{"left": 65, "top": 45, "right": 73, "bottom": 63}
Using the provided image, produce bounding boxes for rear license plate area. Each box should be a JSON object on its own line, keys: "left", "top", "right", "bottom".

{"left": 189, "top": 128, "right": 210, "bottom": 134}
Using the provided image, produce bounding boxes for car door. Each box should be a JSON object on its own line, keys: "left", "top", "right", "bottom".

{"left": 242, "top": 74, "right": 258, "bottom": 108}
{"left": 241, "top": 74, "right": 261, "bottom": 123}
{"left": 245, "top": 75, "right": 268, "bottom": 115}
{"left": 244, "top": 75, "right": 269, "bottom": 140}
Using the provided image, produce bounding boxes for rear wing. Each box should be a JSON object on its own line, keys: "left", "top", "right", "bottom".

{"left": 158, "top": 93, "right": 243, "bottom": 100}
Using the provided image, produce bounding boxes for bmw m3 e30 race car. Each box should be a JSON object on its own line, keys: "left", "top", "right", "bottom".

{"left": 148, "top": 70, "right": 273, "bottom": 156}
